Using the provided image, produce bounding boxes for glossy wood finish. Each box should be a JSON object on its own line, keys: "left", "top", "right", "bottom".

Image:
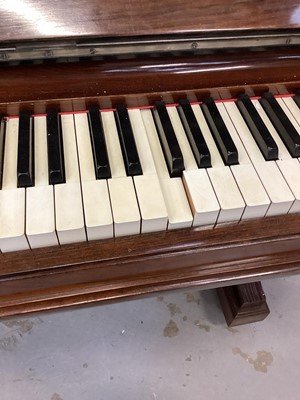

{"left": 1, "top": 214, "right": 300, "bottom": 317}
{"left": 217, "top": 282, "right": 270, "bottom": 326}
{"left": 0, "top": 0, "right": 299, "bottom": 43}
{"left": 0, "top": 49, "right": 300, "bottom": 115}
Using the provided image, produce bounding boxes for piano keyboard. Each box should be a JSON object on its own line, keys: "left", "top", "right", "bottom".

{"left": 0, "top": 93, "right": 300, "bottom": 252}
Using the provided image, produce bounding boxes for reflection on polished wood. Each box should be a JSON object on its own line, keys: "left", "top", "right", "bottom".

{"left": 1, "top": 213, "right": 300, "bottom": 317}
{"left": 0, "top": 49, "right": 299, "bottom": 115}
{"left": 0, "top": 0, "right": 299, "bottom": 42}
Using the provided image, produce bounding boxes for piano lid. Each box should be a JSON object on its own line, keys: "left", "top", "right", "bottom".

{"left": 0, "top": 0, "right": 300, "bottom": 62}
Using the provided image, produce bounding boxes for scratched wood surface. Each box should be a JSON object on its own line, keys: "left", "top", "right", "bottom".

{"left": 0, "top": 0, "right": 299, "bottom": 42}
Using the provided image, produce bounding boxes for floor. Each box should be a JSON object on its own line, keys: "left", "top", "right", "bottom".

{"left": 0, "top": 275, "right": 299, "bottom": 400}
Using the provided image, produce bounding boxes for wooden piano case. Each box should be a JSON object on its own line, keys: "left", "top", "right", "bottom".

{"left": 0, "top": 0, "right": 300, "bottom": 320}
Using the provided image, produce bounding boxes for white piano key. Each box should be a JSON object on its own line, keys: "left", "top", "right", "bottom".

{"left": 0, "top": 118, "right": 29, "bottom": 252}
{"left": 190, "top": 104, "right": 245, "bottom": 223}
{"left": 2, "top": 117, "right": 18, "bottom": 189}
{"left": 81, "top": 180, "right": 113, "bottom": 240}
{"left": 191, "top": 105, "right": 223, "bottom": 167}
{"left": 251, "top": 99, "right": 300, "bottom": 213}
{"left": 74, "top": 113, "right": 113, "bottom": 240}
{"left": 74, "top": 113, "right": 96, "bottom": 181}
{"left": 166, "top": 106, "right": 198, "bottom": 170}
{"left": 230, "top": 164, "right": 270, "bottom": 219}
{"left": 217, "top": 103, "right": 270, "bottom": 219}
{"left": 34, "top": 116, "right": 49, "bottom": 186}
{"left": 140, "top": 109, "right": 193, "bottom": 229}
{"left": 216, "top": 103, "right": 251, "bottom": 164}
{"left": 108, "top": 177, "right": 141, "bottom": 237}
{"left": 128, "top": 109, "right": 156, "bottom": 175}
{"left": 55, "top": 115, "right": 86, "bottom": 244}
{"left": 207, "top": 167, "right": 245, "bottom": 223}
{"left": 281, "top": 96, "right": 300, "bottom": 127}
{"left": 183, "top": 169, "right": 220, "bottom": 226}
{"left": 165, "top": 105, "right": 220, "bottom": 226}
{"left": 128, "top": 109, "right": 168, "bottom": 233}
{"left": 159, "top": 177, "right": 193, "bottom": 230}
{"left": 101, "top": 111, "right": 126, "bottom": 178}
{"left": 277, "top": 97, "right": 300, "bottom": 133}
{"left": 140, "top": 109, "right": 170, "bottom": 179}
{"left": 26, "top": 185, "right": 57, "bottom": 248}
{"left": 0, "top": 188, "right": 28, "bottom": 252}
{"left": 60, "top": 114, "right": 80, "bottom": 182}
{"left": 25, "top": 116, "right": 58, "bottom": 249}
{"left": 224, "top": 102, "right": 295, "bottom": 216}
{"left": 55, "top": 182, "right": 86, "bottom": 245}
{"left": 101, "top": 111, "right": 142, "bottom": 236}
{"left": 134, "top": 174, "right": 168, "bottom": 233}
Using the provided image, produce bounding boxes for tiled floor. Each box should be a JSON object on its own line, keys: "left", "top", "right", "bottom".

{"left": 1, "top": 275, "right": 299, "bottom": 400}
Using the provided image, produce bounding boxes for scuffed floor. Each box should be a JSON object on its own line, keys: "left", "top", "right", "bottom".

{"left": 0, "top": 275, "right": 299, "bottom": 400}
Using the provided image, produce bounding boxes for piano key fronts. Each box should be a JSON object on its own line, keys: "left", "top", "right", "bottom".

{"left": 1, "top": 92, "right": 300, "bottom": 252}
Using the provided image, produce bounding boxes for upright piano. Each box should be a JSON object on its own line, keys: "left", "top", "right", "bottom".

{"left": 0, "top": 0, "right": 299, "bottom": 325}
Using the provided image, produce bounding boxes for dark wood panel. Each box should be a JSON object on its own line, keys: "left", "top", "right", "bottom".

{"left": 0, "top": 0, "right": 299, "bottom": 42}
{"left": 1, "top": 214, "right": 300, "bottom": 317}
{"left": 0, "top": 49, "right": 300, "bottom": 114}
{"left": 217, "top": 282, "right": 270, "bottom": 326}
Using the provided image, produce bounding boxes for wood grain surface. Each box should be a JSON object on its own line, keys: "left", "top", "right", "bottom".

{"left": 0, "top": 213, "right": 300, "bottom": 317}
{"left": 0, "top": 0, "right": 299, "bottom": 43}
{"left": 0, "top": 49, "right": 299, "bottom": 115}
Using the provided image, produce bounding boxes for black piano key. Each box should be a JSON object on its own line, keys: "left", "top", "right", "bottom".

{"left": 88, "top": 106, "right": 111, "bottom": 179}
{"left": 259, "top": 92, "right": 300, "bottom": 158}
{"left": 17, "top": 110, "right": 34, "bottom": 188}
{"left": 177, "top": 99, "right": 211, "bottom": 168}
{"left": 46, "top": 109, "right": 65, "bottom": 185}
{"left": 294, "top": 91, "right": 300, "bottom": 108}
{"left": 236, "top": 94, "right": 278, "bottom": 161}
{"left": 114, "top": 104, "right": 142, "bottom": 176}
{"left": 152, "top": 101, "right": 184, "bottom": 177}
{"left": 201, "top": 97, "right": 238, "bottom": 166}
{"left": 0, "top": 117, "right": 6, "bottom": 189}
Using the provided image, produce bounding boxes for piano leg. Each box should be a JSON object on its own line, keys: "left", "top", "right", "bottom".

{"left": 217, "top": 282, "right": 270, "bottom": 327}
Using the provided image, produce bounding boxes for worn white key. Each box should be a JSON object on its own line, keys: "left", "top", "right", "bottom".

{"left": 191, "top": 105, "right": 245, "bottom": 223}
{"left": 102, "top": 111, "right": 141, "bottom": 235}
{"left": 129, "top": 109, "right": 168, "bottom": 233}
{"left": 108, "top": 177, "right": 141, "bottom": 237}
{"left": 55, "top": 114, "right": 86, "bottom": 244}
{"left": 34, "top": 116, "right": 49, "bottom": 186}
{"left": 277, "top": 97, "right": 300, "bottom": 133}
{"left": 26, "top": 116, "right": 58, "bottom": 248}
{"left": 252, "top": 100, "right": 300, "bottom": 213}
{"left": 167, "top": 106, "right": 220, "bottom": 226}
{"left": 217, "top": 103, "right": 270, "bottom": 219}
{"left": 26, "top": 185, "right": 57, "bottom": 248}
{"left": 74, "top": 113, "right": 113, "bottom": 240}
{"left": 183, "top": 169, "right": 220, "bottom": 226}
{"left": 207, "top": 166, "right": 245, "bottom": 223}
{"left": 141, "top": 109, "right": 193, "bottom": 229}
{"left": 129, "top": 109, "right": 156, "bottom": 175}
{"left": 55, "top": 182, "right": 86, "bottom": 244}
{"left": 282, "top": 97, "right": 300, "bottom": 127}
{"left": 102, "top": 111, "right": 126, "bottom": 178}
{"left": 224, "top": 102, "right": 295, "bottom": 216}
{"left": 0, "top": 118, "right": 29, "bottom": 252}
{"left": 167, "top": 106, "right": 198, "bottom": 170}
